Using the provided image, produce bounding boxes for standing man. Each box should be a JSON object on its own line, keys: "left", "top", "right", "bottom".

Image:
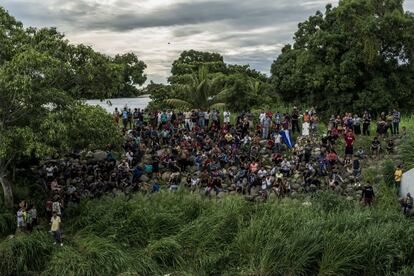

{"left": 403, "top": 193, "right": 413, "bottom": 215}
{"left": 223, "top": 110, "right": 231, "bottom": 125}
{"left": 122, "top": 107, "right": 128, "bottom": 129}
{"left": 344, "top": 129, "right": 355, "bottom": 159}
{"left": 50, "top": 212, "right": 63, "bottom": 246}
{"left": 392, "top": 109, "right": 401, "bottom": 135}
{"left": 184, "top": 110, "right": 192, "bottom": 130}
{"left": 262, "top": 114, "right": 272, "bottom": 140}
{"left": 113, "top": 107, "right": 120, "bottom": 125}
{"left": 361, "top": 182, "right": 375, "bottom": 206}
{"left": 394, "top": 165, "right": 403, "bottom": 194}
{"left": 291, "top": 107, "right": 300, "bottom": 134}
{"left": 362, "top": 111, "right": 371, "bottom": 136}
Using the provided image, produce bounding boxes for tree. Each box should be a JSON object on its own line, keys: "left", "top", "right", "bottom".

{"left": 40, "top": 104, "right": 121, "bottom": 152}
{"left": 270, "top": 0, "right": 414, "bottom": 114}
{"left": 165, "top": 66, "right": 229, "bottom": 110}
{"left": 145, "top": 81, "right": 173, "bottom": 110}
{"left": 114, "top": 53, "right": 147, "bottom": 97}
{"left": 169, "top": 50, "right": 227, "bottom": 84}
{"left": 0, "top": 8, "right": 128, "bottom": 208}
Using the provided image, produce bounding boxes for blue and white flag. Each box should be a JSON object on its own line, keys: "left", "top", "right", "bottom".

{"left": 280, "top": 130, "right": 294, "bottom": 149}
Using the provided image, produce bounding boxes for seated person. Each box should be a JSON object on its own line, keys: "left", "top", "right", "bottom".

{"left": 387, "top": 139, "right": 394, "bottom": 154}
{"left": 371, "top": 137, "right": 381, "bottom": 156}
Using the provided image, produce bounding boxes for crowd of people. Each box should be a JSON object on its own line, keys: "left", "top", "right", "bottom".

{"left": 42, "top": 107, "right": 405, "bottom": 203}
{"left": 18, "top": 106, "right": 410, "bottom": 243}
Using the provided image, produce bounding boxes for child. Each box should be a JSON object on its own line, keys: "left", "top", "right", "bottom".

{"left": 50, "top": 212, "right": 63, "bottom": 246}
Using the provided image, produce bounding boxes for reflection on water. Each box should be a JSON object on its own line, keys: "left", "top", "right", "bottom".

{"left": 85, "top": 95, "right": 151, "bottom": 113}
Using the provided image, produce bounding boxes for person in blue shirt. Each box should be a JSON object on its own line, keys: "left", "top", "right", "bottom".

{"left": 392, "top": 109, "right": 401, "bottom": 135}
{"left": 122, "top": 108, "right": 128, "bottom": 129}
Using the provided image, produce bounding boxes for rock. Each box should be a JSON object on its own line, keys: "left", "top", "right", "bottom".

{"left": 291, "top": 184, "right": 301, "bottom": 190}
{"left": 161, "top": 172, "right": 171, "bottom": 182}
{"left": 85, "top": 151, "right": 94, "bottom": 159}
{"left": 345, "top": 185, "right": 354, "bottom": 194}
{"left": 180, "top": 178, "right": 188, "bottom": 186}
{"left": 140, "top": 175, "right": 149, "bottom": 182}
{"left": 259, "top": 140, "right": 267, "bottom": 146}
{"left": 250, "top": 186, "right": 260, "bottom": 195}
{"left": 92, "top": 151, "right": 107, "bottom": 162}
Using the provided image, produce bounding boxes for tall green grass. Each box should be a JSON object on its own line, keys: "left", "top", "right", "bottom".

{"left": 1, "top": 187, "right": 413, "bottom": 275}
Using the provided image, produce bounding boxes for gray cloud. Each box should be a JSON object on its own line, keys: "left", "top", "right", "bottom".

{"left": 1, "top": 0, "right": 413, "bottom": 84}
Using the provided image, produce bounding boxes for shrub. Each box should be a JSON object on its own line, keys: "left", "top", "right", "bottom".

{"left": 0, "top": 232, "right": 53, "bottom": 276}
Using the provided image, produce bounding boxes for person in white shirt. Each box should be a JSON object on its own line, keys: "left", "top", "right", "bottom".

{"left": 126, "top": 150, "right": 134, "bottom": 164}
{"left": 281, "top": 159, "right": 291, "bottom": 176}
{"left": 273, "top": 132, "right": 282, "bottom": 152}
{"left": 157, "top": 112, "right": 162, "bottom": 127}
{"left": 302, "top": 121, "right": 310, "bottom": 136}
{"left": 184, "top": 111, "right": 192, "bottom": 130}
{"left": 223, "top": 111, "right": 231, "bottom": 124}
{"left": 259, "top": 112, "right": 266, "bottom": 124}
{"left": 243, "top": 135, "right": 252, "bottom": 145}
{"left": 257, "top": 168, "right": 267, "bottom": 179}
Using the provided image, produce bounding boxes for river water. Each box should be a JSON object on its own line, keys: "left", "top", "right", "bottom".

{"left": 85, "top": 95, "right": 151, "bottom": 113}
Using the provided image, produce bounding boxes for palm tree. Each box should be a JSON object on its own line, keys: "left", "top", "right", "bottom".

{"left": 164, "top": 65, "right": 229, "bottom": 110}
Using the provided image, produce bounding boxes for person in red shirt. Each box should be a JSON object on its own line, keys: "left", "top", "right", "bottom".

{"left": 344, "top": 129, "right": 355, "bottom": 158}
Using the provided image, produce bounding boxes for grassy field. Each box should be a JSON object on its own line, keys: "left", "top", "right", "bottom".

{"left": 0, "top": 118, "right": 413, "bottom": 276}
{"left": 1, "top": 182, "right": 413, "bottom": 276}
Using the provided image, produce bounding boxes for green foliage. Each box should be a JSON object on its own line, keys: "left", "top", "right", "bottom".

{"left": 0, "top": 8, "right": 130, "bottom": 207}
{"left": 2, "top": 181, "right": 414, "bottom": 275}
{"left": 399, "top": 132, "right": 414, "bottom": 170}
{"left": 155, "top": 50, "right": 271, "bottom": 111}
{"left": 169, "top": 50, "right": 226, "bottom": 83}
{"left": 114, "top": 52, "right": 147, "bottom": 97}
{"left": 43, "top": 234, "right": 134, "bottom": 276}
{"left": 146, "top": 237, "right": 183, "bottom": 267}
{"left": 271, "top": 0, "right": 414, "bottom": 114}
{"left": 0, "top": 232, "right": 53, "bottom": 275}
{"left": 165, "top": 65, "right": 229, "bottom": 110}
{"left": 40, "top": 104, "right": 122, "bottom": 152}
{"left": 383, "top": 159, "right": 396, "bottom": 187}
{"left": 0, "top": 212, "right": 15, "bottom": 238}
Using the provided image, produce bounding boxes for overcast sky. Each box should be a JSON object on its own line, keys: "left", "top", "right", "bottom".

{"left": 2, "top": 0, "right": 414, "bottom": 84}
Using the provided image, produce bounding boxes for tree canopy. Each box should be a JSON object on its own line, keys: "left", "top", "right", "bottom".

{"left": 0, "top": 7, "right": 126, "bottom": 208}
{"left": 149, "top": 50, "right": 272, "bottom": 111}
{"left": 270, "top": 0, "right": 414, "bottom": 114}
